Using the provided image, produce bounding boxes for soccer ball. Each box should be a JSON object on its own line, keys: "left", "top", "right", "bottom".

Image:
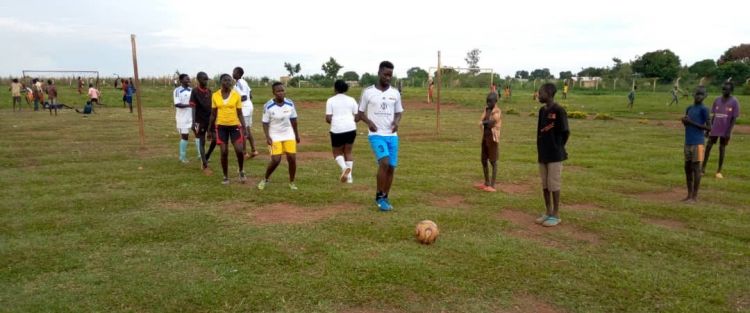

{"left": 415, "top": 220, "right": 439, "bottom": 245}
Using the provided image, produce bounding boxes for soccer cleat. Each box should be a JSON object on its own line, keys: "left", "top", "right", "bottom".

{"left": 221, "top": 177, "right": 230, "bottom": 185}
{"left": 715, "top": 173, "right": 724, "bottom": 179}
{"left": 289, "top": 182, "right": 298, "bottom": 190}
{"left": 542, "top": 216, "right": 561, "bottom": 227}
{"left": 340, "top": 168, "right": 352, "bottom": 183}
{"left": 257, "top": 179, "right": 267, "bottom": 190}
{"left": 239, "top": 172, "right": 247, "bottom": 184}
{"left": 535, "top": 214, "right": 549, "bottom": 224}
{"left": 376, "top": 198, "right": 392, "bottom": 211}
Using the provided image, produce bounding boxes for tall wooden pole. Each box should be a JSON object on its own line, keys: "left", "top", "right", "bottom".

{"left": 131, "top": 34, "right": 146, "bottom": 147}
{"left": 436, "top": 51, "right": 442, "bottom": 135}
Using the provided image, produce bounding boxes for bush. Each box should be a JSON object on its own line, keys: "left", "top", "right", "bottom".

{"left": 528, "top": 112, "right": 537, "bottom": 117}
{"left": 568, "top": 111, "right": 588, "bottom": 119}
{"left": 594, "top": 113, "right": 614, "bottom": 120}
{"left": 505, "top": 108, "right": 519, "bottom": 115}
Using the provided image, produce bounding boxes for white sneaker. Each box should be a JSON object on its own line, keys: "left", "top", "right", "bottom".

{"left": 346, "top": 175, "right": 353, "bottom": 184}
{"left": 340, "top": 168, "right": 351, "bottom": 183}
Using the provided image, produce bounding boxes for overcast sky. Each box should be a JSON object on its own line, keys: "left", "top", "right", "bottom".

{"left": 1, "top": 0, "right": 748, "bottom": 80}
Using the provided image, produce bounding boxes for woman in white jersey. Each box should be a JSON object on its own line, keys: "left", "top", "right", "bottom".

{"left": 326, "top": 80, "right": 360, "bottom": 183}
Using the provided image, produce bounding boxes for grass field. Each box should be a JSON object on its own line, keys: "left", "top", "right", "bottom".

{"left": 1, "top": 84, "right": 749, "bottom": 312}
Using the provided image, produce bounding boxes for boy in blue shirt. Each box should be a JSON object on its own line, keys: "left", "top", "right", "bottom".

{"left": 680, "top": 86, "right": 711, "bottom": 202}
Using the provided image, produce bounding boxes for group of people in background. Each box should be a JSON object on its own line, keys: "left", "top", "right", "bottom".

{"left": 172, "top": 61, "right": 403, "bottom": 211}
{"left": 7, "top": 76, "right": 120, "bottom": 116}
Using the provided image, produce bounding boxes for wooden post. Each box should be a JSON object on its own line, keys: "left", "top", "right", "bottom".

{"left": 436, "top": 50, "right": 442, "bottom": 135}
{"left": 131, "top": 34, "right": 146, "bottom": 147}
{"left": 613, "top": 78, "right": 618, "bottom": 91}
{"left": 652, "top": 78, "right": 657, "bottom": 92}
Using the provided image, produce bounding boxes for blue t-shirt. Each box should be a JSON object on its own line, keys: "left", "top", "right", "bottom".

{"left": 685, "top": 104, "right": 709, "bottom": 145}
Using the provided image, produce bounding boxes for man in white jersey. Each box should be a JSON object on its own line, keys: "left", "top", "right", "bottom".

{"left": 173, "top": 74, "right": 199, "bottom": 163}
{"left": 233, "top": 67, "right": 259, "bottom": 159}
{"left": 358, "top": 61, "right": 403, "bottom": 211}
{"left": 326, "top": 79, "right": 360, "bottom": 183}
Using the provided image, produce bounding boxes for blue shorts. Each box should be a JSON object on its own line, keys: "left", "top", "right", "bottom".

{"left": 368, "top": 135, "right": 399, "bottom": 167}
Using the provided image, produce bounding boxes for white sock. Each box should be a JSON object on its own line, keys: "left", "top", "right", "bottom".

{"left": 345, "top": 161, "right": 353, "bottom": 177}
{"left": 335, "top": 155, "right": 346, "bottom": 170}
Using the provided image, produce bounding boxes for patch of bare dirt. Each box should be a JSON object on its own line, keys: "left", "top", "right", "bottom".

{"left": 249, "top": 203, "right": 360, "bottom": 224}
{"left": 430, "top": 194, "right": 467, "bottom": 208}
{"left": 497, "top": 181, "right": 535, "bottom": 195}
{"left": 339, "top": 307, "right": 399, "bottom": 313}
{"left": 497, "top": 209, "right": 600, "bottom": 248}
{"left": 497, "top": 293, "right": 563, "bottom": 313}
{"left": 565, "top": 203, "right": 604, "bottom": 213}
{"left": 730, "top": 293, "right": 750, "bottom": 312}
{"left": 636, "top": 188, "right": 686, "bottom": 202}
{"left": 296, "top": 101, "right": 324, "bottom": 110}
{"left": 644, "top": 217, "right": 687, "bottom": 230}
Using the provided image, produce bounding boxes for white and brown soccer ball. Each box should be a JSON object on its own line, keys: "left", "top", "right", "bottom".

{"left": 415, "top": 220, "right": 439, "bottom": 245}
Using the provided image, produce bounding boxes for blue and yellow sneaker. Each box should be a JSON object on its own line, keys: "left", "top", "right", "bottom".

{"left": 542, "top": 216, "right": 561, "bottom": 227}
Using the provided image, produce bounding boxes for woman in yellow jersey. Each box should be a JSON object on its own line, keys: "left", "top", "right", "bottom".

{"left": 208, "top": 74, "right": 248, "bottom": 185}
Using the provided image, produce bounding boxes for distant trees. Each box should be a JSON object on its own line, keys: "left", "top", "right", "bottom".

{"left": 360, "top": 72, "right": 378, "bottom": 86}
{"left": 559, "top": 71, "right": 574, "bottom": 80}
{"left": 321, "top": 57, "right": 343, "bottom": 79}
{"left": 688, "top": 59, "right": 717, "bottom": 78}
{"left": 515, "top": 70, "right": 529, "bottom": 79}
{"left": 632, "top": 49, "right": 681, "bottom": 82}
{"left": 284, "top": 62, "right": 301, "bottom": 77}
{"left": 529, "top": 68, "right": 553, "bottom": 80}
{"left": 465, "top": 48, "right": 481, "bottom": 74}
{"left": 406, "top": 67, "right": 429, "bottom": 86}
{"left": 342, "top": 71, "right": 359, "bottom": 81}
{"left": 718, "top": 44, "right": 750, "bottom": 65}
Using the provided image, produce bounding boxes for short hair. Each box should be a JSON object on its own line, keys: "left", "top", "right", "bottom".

{"left": 271, "top": 81, "right": 284, "bottom": 90}
{"left": 219, "top": 73, "right": 232, "bottom": 81}
{"left": 47, "top": 79, "right": 52, "bottom": 84}
{"left": 178, "top": 73, "right": 188, "bottom": 81}
{"left": 334, "top": 79, "right": 349, "bottom": 93}
{"left": 88, "top": 83, "right": 93, "bottom": 88}
{"left": 541, "top": 83, "right": 557, "bottom": 97}
{"left": 234, "top": 67, "right": 244, "bottom": 76}
{"left": 379, "top": 61, "right": 394, "bottom": 71}
{"left": 723, "top": 81, "right": 735, "bottom": 91}
{"left": 12, "top": 78, "right": 18, "bottom": 83}
{"left": 196, "top": 71, "right": 208, "bottom": 79}
{"left": 694, "top": 85, "right": 707, "bottom": 94}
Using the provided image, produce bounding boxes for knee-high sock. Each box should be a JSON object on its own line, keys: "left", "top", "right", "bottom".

{"left": 334, "top": 155, "right": 346, "bottom": 170}
{"left": 194, "top": 139, "right": 201, "bottom": 159}
{"left": 179, "top": 139, "right": 188, "bottom": 160}
{"left": 345, "top": 161, "right": 353, "bottom": 178}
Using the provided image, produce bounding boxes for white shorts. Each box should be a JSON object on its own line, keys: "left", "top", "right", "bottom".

{"left": 177, "top": 127, "right": 190, "bottom": 135}
{"left": 175, "top": 107, "right": 193, "bottom": 129}
{"left": 243, "top": 115, "right": 253, "bottom": 128}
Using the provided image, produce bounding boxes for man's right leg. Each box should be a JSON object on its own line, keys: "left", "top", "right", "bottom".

{"left": 683, "top": 160, "right": 693, "bottom": 201}
{"left": 717, "top": 138, "right": 729, "bottom": 175}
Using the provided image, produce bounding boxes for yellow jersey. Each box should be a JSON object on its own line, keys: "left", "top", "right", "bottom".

{"left": 212, "top": 89, "right": 242, "bottom": 126}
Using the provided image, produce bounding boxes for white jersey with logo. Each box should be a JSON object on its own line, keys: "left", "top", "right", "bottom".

{"left": 173, "top": 86, "right": 193, "bottom": 128}
{"left": 325, "top": 93, "right": 358, "bottom": 134}
{"left": 358, "top": 85, "right": 403, "bottom": 136}
{"left": 234, "top": 78, "right": 254, "bottom": 117}
{"left": 262, "top": 98, "right": 298, "bottom": 142}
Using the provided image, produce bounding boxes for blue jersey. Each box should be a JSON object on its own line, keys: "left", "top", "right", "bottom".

{"left": 685, "top": 104, "right": 709, "bottom": 145}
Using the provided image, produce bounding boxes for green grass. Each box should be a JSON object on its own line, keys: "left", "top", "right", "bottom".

{"left": 0, "top": 85, "right": 749, "bottom": 312}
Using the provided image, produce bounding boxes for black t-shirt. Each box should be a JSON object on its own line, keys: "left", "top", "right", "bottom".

{"left": 536, "top": 103, "right": 569, "bottom": 163}
{"left": 190, "top": 87, "right": 212, "bottom": 125}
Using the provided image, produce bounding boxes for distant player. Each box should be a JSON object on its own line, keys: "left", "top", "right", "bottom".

{"left": 9, "top": 78, "right": 22, "bottom": 111}
{"left": 326, "top": 79, "right": 360, "bottom": 183}
{"left": 534, "top": 83, "right": 569, "bottom": 227}
{"left": 258, "top": 82, "right": 300, "bottom": 191}
{"left": 627, "top": 86, "right": 636, "bottom": 110}
{"left": 680, "top": 86, "right": 710, "bottom": 202}
{"left": 46, "top": 80, "right": 60, "bottom": 115}
{"left": 32, "top": 78, "right": 43, "bottom": 111}
{"left": 668, "top": 86, "right": 679, "bottom": 106}
{"left": 77, "top": 76, "right": 83, "bottom": 94}
{"left": 358, "top": 61, "right": 403, "bottom": 211}
{"left": 173, "top": 74, "right": 196, "bottom": 164}
{"left": 703, "top": 81, "right": 741, "bottom": 178}
{"left": 478, "top": 91, "right": 502, "bottom": 192}
{"left": 121, "top": 79, "right": 128, "bottom": 107}
{"left": 233, "top": 67, "right": 259, "bottom": 159}
{"left": 562, "top": 81, "right": 569, "bottom": 100}
{"left": 427, "top": 80, "right": 434, "bottom": 104}
{"left": 209, "top": 74, "right": 247, "bottom": 184}
{"left": 190, "top": 71, "right": 217, "bottom": 175}
{"left": 87, "top": 84, "right": 100, "bottom": 106}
